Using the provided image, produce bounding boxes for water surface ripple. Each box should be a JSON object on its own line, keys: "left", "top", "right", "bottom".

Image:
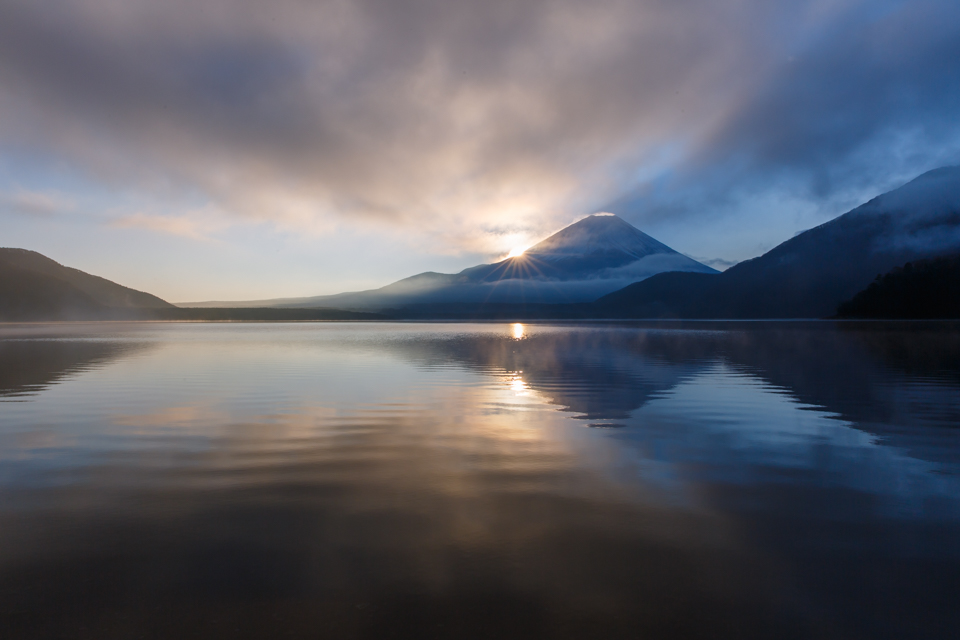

{"left": 1, "top": 322, "right": 959, "bottom": 639}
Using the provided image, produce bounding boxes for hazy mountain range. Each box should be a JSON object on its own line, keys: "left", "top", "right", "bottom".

{"left": 182, "top": 213, "right": 717, "bottom": 309}
{"left": 596, "top": 166, "right": 960, "bottom": 318}
{"left": 3, "top": 165, "right": 960, "bottom": 320}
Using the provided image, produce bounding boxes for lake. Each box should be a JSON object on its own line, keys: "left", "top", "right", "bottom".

{"left": 1, "top": 321, "right": 959, "bottom": 639}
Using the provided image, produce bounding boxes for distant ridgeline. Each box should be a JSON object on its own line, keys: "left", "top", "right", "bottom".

{"left": 591, "top": 166, "right": 960, "bottom": 319}
{"left": 387, "top": 166, "right": 960, "bottom": 320}
{"left": 0, "top": 249, "right": 381, "bottom": 322}
{"left": 3, "top": 166, "right": 960, "bottom": 321}
{"left": 182, "top": 213, "right": 718, "bottom": 310}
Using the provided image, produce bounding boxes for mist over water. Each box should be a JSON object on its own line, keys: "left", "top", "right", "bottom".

{"left": 1, "top": 322, "right": 959, "bottom": 639}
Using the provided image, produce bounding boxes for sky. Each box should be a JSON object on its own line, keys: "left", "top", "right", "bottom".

{"left": 1, "top": 0, "right": 959, "bottom": 302}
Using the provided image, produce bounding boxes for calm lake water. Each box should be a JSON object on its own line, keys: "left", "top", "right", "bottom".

{"left": 1, "top": 321, "right": 959, "bottom": 639}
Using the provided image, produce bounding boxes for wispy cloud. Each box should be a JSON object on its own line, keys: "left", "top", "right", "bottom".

{"left": 692, "top": 256, "right": 739, "bottom": 271}
{"left": 0, "top": 190, "right": 73, "bottom": 216}
{"left": 109, "top": 208, "right": 230, "bottom": 241}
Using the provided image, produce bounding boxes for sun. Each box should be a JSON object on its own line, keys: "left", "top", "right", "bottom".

{"left": 507, "top": 246, "right": 527, "bottom": 258}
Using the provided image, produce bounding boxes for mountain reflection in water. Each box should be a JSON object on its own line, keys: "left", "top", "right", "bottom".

{"left": 0, "top": 322, "right": 958, "bottom": 639}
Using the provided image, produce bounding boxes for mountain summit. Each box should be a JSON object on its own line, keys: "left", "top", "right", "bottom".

{"left": 519, "top": 214, "right": 675, "bottom": 265}
{"left": 461, "top": 214, "right": 706, "bottom": 284}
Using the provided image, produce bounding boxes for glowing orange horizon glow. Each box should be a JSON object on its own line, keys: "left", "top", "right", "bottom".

{"left": 507, "top": 246, "right": 528, "bottom": 258}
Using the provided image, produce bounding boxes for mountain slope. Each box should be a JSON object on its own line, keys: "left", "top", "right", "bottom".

{"left": 0, "top": 249, "right": 173, "bottom": 309}
{"left": 0, "top": 249, "right": 173, "bottom": 320}
{"left": 261, "top": 214, "right": 715, "bottom": 310}
{"left": 0, "top": 261, "right": 107, "bottom": 320}
{"left": 597, "top": 166, "right": 960, "bottom": 318}
{"left": 465, "top": 214, "right": 695, "bottom": 282}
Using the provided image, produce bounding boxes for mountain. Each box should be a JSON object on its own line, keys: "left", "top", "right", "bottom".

{"left": 836, "top": 253, "right": 960, "bottom": 319}
{"left": 0, "top": 248, "right": 173, "bottom": 320}
{"left": 461, "top": 214, "right": 706, "bottom": 282}
{"left": 596, "top": 166, "right": 960, "bottom": 318}
{"left": 207, "top": 214, "right": 713, "bottom": 311}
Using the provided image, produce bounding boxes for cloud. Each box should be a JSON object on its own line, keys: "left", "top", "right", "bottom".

{"left": 110, "top": 209, "right": 231, "bottom": 241}
{"left": 0, "top": 0, "right": 958, "bottom": 257}
{"left": 607, "top": 1, "right": 960, "bottom": 229}
{"left": 0, "top": 190, "right": 73, "bottom": 217}
{"left": 692, "top": 256, "right": 740, "bottom": 271}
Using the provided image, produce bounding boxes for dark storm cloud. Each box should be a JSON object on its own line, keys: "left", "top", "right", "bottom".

{"left": 0, "top": 0, "right": 958, "bottom": 252}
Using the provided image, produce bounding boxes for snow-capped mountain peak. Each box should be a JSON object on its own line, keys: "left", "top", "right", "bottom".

{"left": 465, "top": 213, "right": 715, "bottom": 282}
{"left": 524, "top": 214, "right": 675, "bottom": 261}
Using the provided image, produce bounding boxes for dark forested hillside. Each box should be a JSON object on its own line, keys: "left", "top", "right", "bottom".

{"left": 836, "top": 254, "right": 960, "bottom": 319}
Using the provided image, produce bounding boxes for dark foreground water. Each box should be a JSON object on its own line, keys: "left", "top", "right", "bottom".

{"left": 1, "top": 322, "right": 959, "bottom": 639}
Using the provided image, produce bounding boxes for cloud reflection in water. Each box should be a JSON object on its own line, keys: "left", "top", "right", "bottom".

{"left": 0, "top": 322, "right": 958, "bottom": 638}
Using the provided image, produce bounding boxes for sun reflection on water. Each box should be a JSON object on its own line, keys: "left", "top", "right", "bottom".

{"left": 509, "top": 372, "right": 529, "bottom": 396}
{"left": 512, "top": 323, "right": 525, "bottom": 340}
